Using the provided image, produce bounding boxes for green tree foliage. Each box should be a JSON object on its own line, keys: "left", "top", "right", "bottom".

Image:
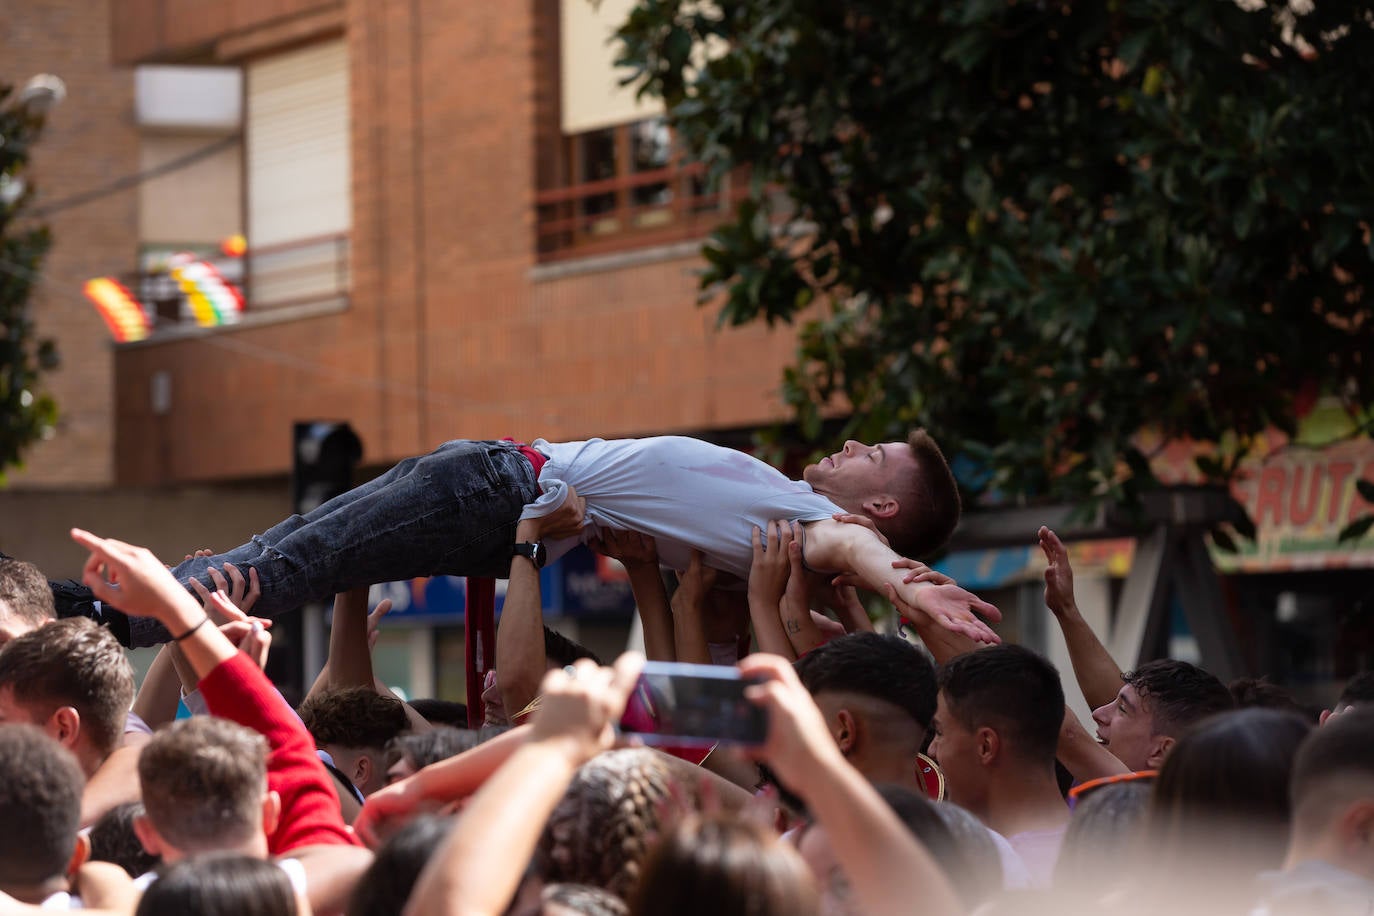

{"left": 0, "top": 83, "right": 58, "bottom": 482}
{"left": 615, "top": 1, "right": 1374, "bottom": 512}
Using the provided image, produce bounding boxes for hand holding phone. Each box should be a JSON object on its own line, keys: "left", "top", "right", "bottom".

{"left": 619, "top": 661, "right": 769, "bottom": 747}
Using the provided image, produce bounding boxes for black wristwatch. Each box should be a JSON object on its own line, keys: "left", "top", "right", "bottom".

{"left": 513, "top": 541, "right": 547, "bottom": 569}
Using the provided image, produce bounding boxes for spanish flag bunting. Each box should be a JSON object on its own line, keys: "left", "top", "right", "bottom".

{"left": 82, "top": 277, "right": 152, "bottom": 343}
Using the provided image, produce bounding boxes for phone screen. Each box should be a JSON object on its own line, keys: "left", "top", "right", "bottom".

{"left": 619, "top": 661, "right": 768, "bottom": 747}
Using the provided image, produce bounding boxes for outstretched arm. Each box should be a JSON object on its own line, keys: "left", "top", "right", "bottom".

{"left": 801, "top": 518, "right": 1001, "bottom": 643}
{"left": 1039, "top": 526, "right": 1123, "bottom": 710}
{"left": 670, "top": 551, "right": 715, "bottom": 665}
{"left": 497, "top": 488, "right": 589, "bottom": 724}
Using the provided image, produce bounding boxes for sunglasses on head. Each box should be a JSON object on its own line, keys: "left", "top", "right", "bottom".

{"left": 1067, "top": 770, "right": 1158, "bottom": 810}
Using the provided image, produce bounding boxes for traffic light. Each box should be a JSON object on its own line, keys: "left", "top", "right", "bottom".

{"left": 292, "top": 421, "right": 362, "bottom": 515}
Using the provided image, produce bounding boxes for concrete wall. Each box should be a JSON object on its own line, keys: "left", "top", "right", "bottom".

{"left": 0, "top": 481, "right": 288, "bottom": 580}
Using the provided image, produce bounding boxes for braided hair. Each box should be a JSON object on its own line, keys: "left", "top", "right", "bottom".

{"left": 537, "top": 749, "right": 692, "bottom": 900}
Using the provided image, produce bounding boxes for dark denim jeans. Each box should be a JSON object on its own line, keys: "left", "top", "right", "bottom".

{"left": 129, "top": 439, "right": 539, "bottom": 647}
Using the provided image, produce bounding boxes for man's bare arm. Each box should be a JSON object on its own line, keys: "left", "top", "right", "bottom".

{"left": 1039, "top": 526, "right": 1124, "bottom": 709}
{"left": 801, "top": 518, "right": 1001, "bottom": 643}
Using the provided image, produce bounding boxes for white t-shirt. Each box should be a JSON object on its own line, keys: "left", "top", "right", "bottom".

{"left": 531, "top": 437, "right": 844, "bottom": 578}
{"left": 1003, "top": 824, "right": 1067, "bottom": 889}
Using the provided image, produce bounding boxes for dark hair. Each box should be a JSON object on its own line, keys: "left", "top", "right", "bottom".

{"left": 137, "top": 717, "right": 268, "bottom": 853}
{"left": 135, "top": 853, "right": 297, "bottom": 916}
{"left": 873, "top": 784, "right": 984, "bottom": 905}
{"left": 298, "top": 686, "right": 409, "bottom": 751}
{"left": 384, "top": 726, "right": 482, "bottom": 775}
{"left": 1053, "top": 782, "right": 1152, "bottom": 890}
{"left": 0, "top": 616, "right": 134, "bottom": 758}
{"left": 1122, "top": 659, "right": 1233, "bottom": 739}
{"left": 0, "top": 725, "right": 84, "bottom": 888}
{"left": 89, "top": 802, "right": 160, "bottom": 878}
{"left": 883, "top": 429, "right": 961, "bottom": 559}
{"left": 537, "top": 748, "right": 689, "bottom": 899}
{"left": 1290, "top": 706, "right": 1374, "bottom": 832}
{"left": 545, "top": 625, "right": 603, "bottom": 667}
{"left": 1228, "top": 677, "right": 1314, "bottom": 721}
{"left": 793, "top": 632, "right": 937, "bottom": 731}
{"left": 1336, "top": 671, "right": 1374, "bottom": 707}
{"left": 0, "top": 557, "right": 55, "bottom": 632}
{"left": 345, "top": 815, "right": 451, "bottom": 916}
{"left": 542, "top": 882, "right": 629, "bottom": 916}
{"left": 406, "top": 698, "right": 468, "bottom": 728}
{"left": 1148, "top": 708, "right": 1311, "bottom": 870}
{"left": 628, "top": 815, "right": 817, "bottom": 916}
{"left": 937, "top": 644, "right": 1065, "bottom": 765}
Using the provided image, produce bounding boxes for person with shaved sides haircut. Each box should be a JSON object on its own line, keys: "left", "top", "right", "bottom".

{"left": 1257, "top": 706, "right": 1374, "bottom": 915}
{"left": 793, "top": 632, "right": 937, "bottom": 794}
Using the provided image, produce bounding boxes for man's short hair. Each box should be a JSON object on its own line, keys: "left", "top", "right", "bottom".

{"left": 1290, "top": 706, "right": 1374, "bottom": 829}
{"left": 0, "top": 557, "right": 55, "bottom": 630}
{"left": 1123, "top": 659, "right": 1233, "bottom": 738}
{"left": 938, "top": 645, "right": 1065, "bottom": 765}
{"left": 794, "top": 632, "right": 937, "bottom": 732}
{"left": 298, "top": 686, "right": 409, "bottom": 752}
{"left": 885, "top": 429, "right": 961, "bottom": 560}
{"left": 0, "top": 725, "right": 85, "bottom": 888}
{"left": 0, "top": 616, "right": 134, "bottom": 757}
{"left": 137, "top": 717, "right": 268, "bottom": 854}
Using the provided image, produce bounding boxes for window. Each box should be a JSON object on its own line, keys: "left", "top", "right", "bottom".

{"left": 539, "top": 0, "right": 739, "bottom": 260}
{"left": 538, "top": 118, "right": 738, "bottom": 258}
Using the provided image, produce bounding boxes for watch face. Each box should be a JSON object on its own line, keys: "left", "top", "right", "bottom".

{"left": 532, "top": 542, "right": 547, "bottom": 568}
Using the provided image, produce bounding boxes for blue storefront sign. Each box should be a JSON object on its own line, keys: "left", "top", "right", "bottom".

{"left": 365, "top": 544, "right": 638, "bottom": 625}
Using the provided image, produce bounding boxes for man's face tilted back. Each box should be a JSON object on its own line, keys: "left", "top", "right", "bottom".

{"left": 1091, "top": 660, "right": 1233, "bottom": 773}
{"left": 802, "top": 440, "right": 916, "bottom": 514}
{"left": 1091, "top": 682, "right": 1160, "bottom": 773}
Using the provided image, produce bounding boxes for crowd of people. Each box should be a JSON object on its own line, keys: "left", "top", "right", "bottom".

{"left": 0, "top": 432, "right": 1369, "bottom": 915}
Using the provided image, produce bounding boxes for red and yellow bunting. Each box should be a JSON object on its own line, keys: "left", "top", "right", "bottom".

{"left": 82, "top": 277, "right": 152, "bottom": 343}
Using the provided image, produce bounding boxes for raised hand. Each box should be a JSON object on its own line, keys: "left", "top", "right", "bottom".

{"left": 529, "top": 653, "right": 644, "bottom": 761}
{"left": 71, "top": 528, "right": 202, "bottom": 625}
{"left": 747, "top": 521, "right": 794, "bottom": 611}
{"left": 1038, "top": 525, "right": 1077, "bottom": 618}
{"left": 589, "top": 528, "right": 659, "bottom": 569}
{"left": 366, "top": 597, "right": 393, "bottom": 651}
{"left": 188, "top": 562, "right": 262, "bottom": 618}
{"left": 528, "top": 484, "right": 587, "bottom": 541}
{"left": 738, "top": 653, "right": 845, "bottom": 792}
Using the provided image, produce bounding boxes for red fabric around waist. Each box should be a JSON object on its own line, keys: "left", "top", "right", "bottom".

{"left": 503, "top": 437, "right": 547, "bottom": 479}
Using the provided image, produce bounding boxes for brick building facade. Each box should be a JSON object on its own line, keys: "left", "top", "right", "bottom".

{"left": 108, "top": 0, "right": 799, "bottom": 487}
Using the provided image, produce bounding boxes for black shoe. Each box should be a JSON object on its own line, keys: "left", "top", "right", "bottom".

{"left": 51, "top": 578, "right": 133, "bottom": 649}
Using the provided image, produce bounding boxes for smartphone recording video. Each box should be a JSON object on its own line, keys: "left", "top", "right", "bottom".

{"left": 619, "top": 661, "right": 768, "bottom": 747}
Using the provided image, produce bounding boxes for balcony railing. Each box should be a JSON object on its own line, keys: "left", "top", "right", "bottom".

{"left": 536, "top": 164, "right": 747, "bottom": 261}
{"left": 128, "top": 233, "right": 349, "bottom": 331}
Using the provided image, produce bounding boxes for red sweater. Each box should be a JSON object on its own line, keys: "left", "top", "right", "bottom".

{"left": 200, "top": 652, "right": 360, "bottom": 853}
